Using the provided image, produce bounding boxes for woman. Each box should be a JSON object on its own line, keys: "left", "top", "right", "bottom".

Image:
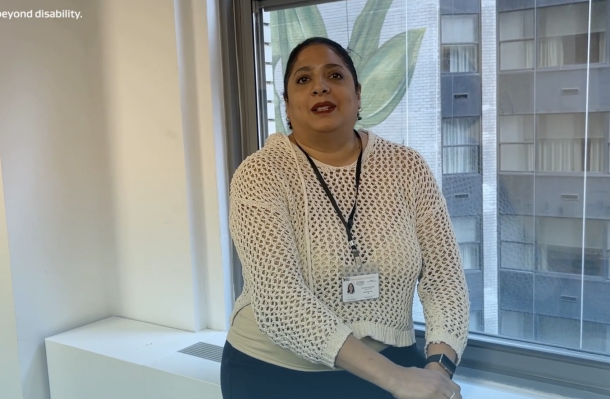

{"left": 221, "top": 37, "right": 470, "bottom": 399}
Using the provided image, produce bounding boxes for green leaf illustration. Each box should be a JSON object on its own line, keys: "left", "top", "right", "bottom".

{"left": 270, "top": 12, "right": 281, "bottom": 69}
{"left": 270, "top": 6, "right": 327, "bottom": 131}
{"left": 406, "top": 28, "right": 426, "bottom": 87}
{"left": 274, "top": 89, "right": 286, "bottom": 134}
{"left": 274, "top": 7, "right": 327, "bottom": 76}
{"left": 348, "top": 0, "right": 395, "bottom": 73}
{"left": 358, "top": 28, "right": 425, "bottom": 128}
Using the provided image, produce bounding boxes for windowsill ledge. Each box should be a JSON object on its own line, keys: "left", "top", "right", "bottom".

{"left": 46, "top": 317, "right": 577, "bottom": 399}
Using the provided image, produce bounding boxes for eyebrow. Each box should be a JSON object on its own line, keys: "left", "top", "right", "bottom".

{"left": 293, "top": 63, "right": 346, "bottom": 76}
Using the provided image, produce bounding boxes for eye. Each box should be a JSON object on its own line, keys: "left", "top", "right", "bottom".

{"left": 296, "top": 76, "right": 309, "bottom": 84}
{"left": 329, "top": 72, "right": 344, "bottom": 79}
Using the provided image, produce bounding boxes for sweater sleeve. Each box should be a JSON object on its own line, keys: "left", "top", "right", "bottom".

{"left": 229, "top": 162, "right": 353, "bottom": 369}
{"left": 410, "top": 150, "right": 470, "bottom": 363}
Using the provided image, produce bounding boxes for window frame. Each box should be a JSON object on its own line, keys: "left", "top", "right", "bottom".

{"left": 225, "top": 0, "right": 610, "bottom": 397}
{"left": 498, "top": 9, "right": 535, "bottom": 71}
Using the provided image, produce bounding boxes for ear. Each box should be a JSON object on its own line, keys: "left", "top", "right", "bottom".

{"left": 356, "top": 84, "right": 362, "bottom": 107}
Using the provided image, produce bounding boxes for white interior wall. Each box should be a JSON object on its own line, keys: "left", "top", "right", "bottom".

{"left": 0, "top": 0, "right": 116, "bottom": 398}
{"left": 0, "top": 157, "right": 23, "bottom": 399}
{"left": 0, "top": 0, "right": 230, "bottom": 398}
{"left": 99, "top": 0, "right": 199, "bottom": 331}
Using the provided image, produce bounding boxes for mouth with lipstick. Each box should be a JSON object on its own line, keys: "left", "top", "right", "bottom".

{"left": 311, "top": 101, "right": 337, "bottom": 114}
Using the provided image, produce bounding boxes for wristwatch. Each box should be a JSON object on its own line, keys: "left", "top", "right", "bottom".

{"left": 425, "top": 354, "right": 456, "bottom": 379}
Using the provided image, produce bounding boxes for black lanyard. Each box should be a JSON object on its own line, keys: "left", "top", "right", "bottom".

{"left": 294, "top": 131, "right": 364, "bottom": 268}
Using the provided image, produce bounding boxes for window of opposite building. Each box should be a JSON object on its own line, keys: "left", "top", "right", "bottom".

{"left": 233, "top": 0, "right": 610, "bottom": 395}
{"left": 499, "top": 1, "right": 608, "bottom": 71}
{"left": 451, "top": 216, "right": 481, "bottom": 270}
{"left": 441, "top": 14, "right": 479, "bottom": 73}
{"left": 500, "top": 113, "right": 610, "bottom": 173}
{"left": 537, "top": 2, "right": 607, "bottom": 68}
{"left": 442, "top": 117, "right": 481, "bottom": 174}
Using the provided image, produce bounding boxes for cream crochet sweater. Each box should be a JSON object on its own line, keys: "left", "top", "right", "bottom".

{"left": 229, "top": 130, "right": 470, "bottom": 369}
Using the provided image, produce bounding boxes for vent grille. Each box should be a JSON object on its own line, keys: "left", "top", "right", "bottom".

{"left": 178, "top": 342, "right": 224, "bottom": 363}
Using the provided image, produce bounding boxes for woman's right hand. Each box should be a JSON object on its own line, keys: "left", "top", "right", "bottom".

{"left": 385, "top": 365, "right": 462, "bottom": 399}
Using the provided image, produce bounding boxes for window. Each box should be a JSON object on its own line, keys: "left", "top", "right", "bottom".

{"left": 452, "top": 216, "right": 481, "bottom": 270}
{"left": 500, "top": 215, "right": 535, "bottom": 271}
{"left": 441, "top": 15, "right": 479, "bottom": 73}
{"left": 442, "top": 117, "right": 480, "bottom": 174}
{"left": 537, "top": 113, "right": 607, "bottom": 173}
{"left": 499, "top": 115, "right": 535, "bottom": 172}
{"left": 537, "top": 315, "right": 609, "bottom": 353}
{"left": 537, "top": 217, "right": 608, "bottom": 277}
{"left": 500, "top": 113, "right": 608, "bottom": 173}
{"left": 538, "top": 2, "right": 607, "bottom": 68}
{"left": 239, "top": 0, "right": 610, "bottom": 393}
{"left": 606, "top": 223, "right": 610, "bottom": 279}
{"left": 500, "top": 2, "right": 608, "bottom": 71}
{"left": 501, "top": 311, "right": 610, "bottom": 353}
{"left": 499, "top": 10, "right": 534, "bottom": 71}
{"left": 500, "top": 310, "right": 534, "bottom": 341}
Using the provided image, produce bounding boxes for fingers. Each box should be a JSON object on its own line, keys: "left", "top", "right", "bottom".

{"left": 445, "top": 382, "right": 462, "bottom": 399}
{"left": 448, "top": 379, "right": 461, "bottom": 392}
{"left": 422, "top": 368, "right": 461, "bottom": 399}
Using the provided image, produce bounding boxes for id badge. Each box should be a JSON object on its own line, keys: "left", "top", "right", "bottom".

{"left": 342, "top": 262, "right": 379, "bottom": 303}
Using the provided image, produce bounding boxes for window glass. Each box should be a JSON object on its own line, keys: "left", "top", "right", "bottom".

{"left": 538, "top": 316, "right": 608, "bottom": 352}
{"left": 453, "top": 217, "right": 478, "bottom": 242}
{"left": 499, "top": 10, "right": 534, "bottom": 41}
{"left": 537, "top": 217, "right": 606, "bottom": 276}
{"left": 537, "top": 113, "right": 607, "bottom": 172}
{"left": 443, "top": 118, "right": 480, "bottom": 145}
{"left": 470, "top": 310, "right": 483, "bottom": 332}
{"left": 443, "top": 147, "right": 479, "bottom": 174}
{"left": 500, "top": 310, "right": 534, "bottom": 340}
{"left": 442, "top": 118, "right": 480, "bottom": 174}
{"left": 255, "top": 0, "right": 610, "bottom": 357}
{"left": 538, "top": 2, "right": 607, "bottom": 38}
{"left": 499, "top": 115, "right": 535, "bottom": 143}
{"left": 500, "top": 215, "right": 534, "bottom": 242}
{"left": 442, "top": 45, "right": 478, "bottom": 73}
{"left": 500, "top": 40, "right": 535, "bottom": 70}
{"left": 442, "top": 15, "right": 478, "bottom": 44}
{"left": 500, "top": 144, "right": 534, "bottom": 172}
{"left": 452, "top": 217, "right": 480, "bottom": 270}
{"left": 501, "top": 242, "right": 535, "bottom": 271}
{"left": 441, "top": 15, "right": 478, "bottom": 72}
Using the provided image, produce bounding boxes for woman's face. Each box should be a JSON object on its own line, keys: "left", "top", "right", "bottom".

{"left": 285, "top": 44, "right": 360, "bottom": 135}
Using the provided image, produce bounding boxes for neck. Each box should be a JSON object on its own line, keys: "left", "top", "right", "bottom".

{"left": 290, "top": 128, "right": 364, "bottom": 167}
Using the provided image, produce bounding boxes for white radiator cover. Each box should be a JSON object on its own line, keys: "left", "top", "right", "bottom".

{"left": 45, "top": 316, "right": 571, "bottom": 399}
{"left": 45, "top": 317, "right": 224, "bottom": 399}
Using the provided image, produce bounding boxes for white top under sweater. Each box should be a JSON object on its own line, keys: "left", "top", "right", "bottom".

{"left": 228, "top": 130, "right": 470, "bottom": 369}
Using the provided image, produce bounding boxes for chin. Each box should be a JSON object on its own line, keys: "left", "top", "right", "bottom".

{"left": 309, "top": 121, "right": 345, "bottom": 133}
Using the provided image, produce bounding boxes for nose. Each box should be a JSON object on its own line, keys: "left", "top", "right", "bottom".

{"left": 311, "top": 75, "right": 329, "bottom": 95}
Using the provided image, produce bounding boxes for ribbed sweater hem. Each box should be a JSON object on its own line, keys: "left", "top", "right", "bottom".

{"left": 350, "top": 322, "right": 417, "bottom": 348}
